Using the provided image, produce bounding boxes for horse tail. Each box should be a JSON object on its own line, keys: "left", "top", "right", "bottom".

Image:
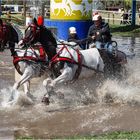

{"left": 11, "top": 23, "right": 23, "bottom": 41}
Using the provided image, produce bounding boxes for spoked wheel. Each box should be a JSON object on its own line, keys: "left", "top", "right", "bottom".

{"left": 99, "top": 50, "right": 114, "bottom": 78}
{"left": 113, "top": 63, "right": 127, "bottom": 80}
{"left": 99, "top": 49, "right": 128, "bottom": 79}
{"left": 104, "top": 59, "right": 114, "bottom": 78}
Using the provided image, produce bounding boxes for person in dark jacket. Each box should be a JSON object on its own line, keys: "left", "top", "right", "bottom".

{"left": 88, "top": 14, "right": 114, "bottom": 54}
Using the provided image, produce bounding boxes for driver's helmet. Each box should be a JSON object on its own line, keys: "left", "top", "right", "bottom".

{"left": 92, "top": 14, "right": 102, "bottom": 27}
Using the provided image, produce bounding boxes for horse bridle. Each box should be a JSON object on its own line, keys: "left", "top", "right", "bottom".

{"left": 24, "top": 24, "right": 40, "bottom": 44}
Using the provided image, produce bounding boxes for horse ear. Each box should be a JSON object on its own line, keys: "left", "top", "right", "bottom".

{"left": 33, "top": 18, "right": 38, "bottom": 26}
{"left": 0, "top": 18, "right": 3, "bottom": 26}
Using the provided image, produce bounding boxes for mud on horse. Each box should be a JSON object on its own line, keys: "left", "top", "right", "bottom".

{"left": 0, "top": 19, "right": 49, "bottom": 105}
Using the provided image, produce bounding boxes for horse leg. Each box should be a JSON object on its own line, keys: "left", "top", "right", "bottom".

{"left": 23, "top": 80, "right": 35, "bottom": 100}
{"left": 9, "top": 69, "right": 33, "bottom": 103}
{"left": 42, "top": 65, "right": 73, "bottom": 105}
{"left": 42, "top": 78, "right": 52, "bottom": 105}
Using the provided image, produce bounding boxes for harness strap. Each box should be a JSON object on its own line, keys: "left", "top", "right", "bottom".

{"left": 51, "top": 45, "right": 65, "bottom": 62}
{"left": 50, "top": 45, "right": 82, "bottom": 80}
{"left": 13, "top": 56, "right": 42, "bottom": 65}
{"left": 74, "top": 49, "right": 82, "bottom": 80}
{"left": 13, "top": 46, "right": 47, "bottom": 65}
{"left": 29, "top": 46, "right": 39, "bottom": 59}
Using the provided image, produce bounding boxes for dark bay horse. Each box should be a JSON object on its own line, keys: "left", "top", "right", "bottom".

{"left": 0, "top": 19, "right": 18, "bottom": 55}
{"left": 22, "top": 19, "right": 128, "bottom": 105}
{"left": 0, "top": 19, "right": 49, "bottom": 106}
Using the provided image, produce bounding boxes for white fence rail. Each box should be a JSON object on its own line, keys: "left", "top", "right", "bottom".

{"left": 94, "top": 10, "right": 140, "bottom": 25}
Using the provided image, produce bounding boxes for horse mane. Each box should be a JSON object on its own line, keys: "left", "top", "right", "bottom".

{"left": 11, "top": 23, "right": 23, "bottom": 41}
{"left": 40, "top": 26, "right": 57, "bottom": 48}
{"left": 38, "top": 26, "right": 57, "bottom": 60}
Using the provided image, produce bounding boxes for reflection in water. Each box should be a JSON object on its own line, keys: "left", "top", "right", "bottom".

{"left": 0, "top": 36, "right": 140, "bottom": 138}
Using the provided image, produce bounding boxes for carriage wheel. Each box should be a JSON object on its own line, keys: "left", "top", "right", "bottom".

{"left": 113, "top": 63, "right": 127, "bottom": 80}
{"left": 103, "top": 55, "right": 114, "bottom": 78}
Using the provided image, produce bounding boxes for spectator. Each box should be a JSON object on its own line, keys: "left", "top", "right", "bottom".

{"left": 120, "top": 9, "right": 129, "bottom": 24}
{"left": 128, "top": 9, "right": 132, "bottom": 24}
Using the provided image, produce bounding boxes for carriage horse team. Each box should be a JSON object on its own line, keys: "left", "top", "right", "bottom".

{"left": 0, "top": 14, "right": 127, "bottom": 106}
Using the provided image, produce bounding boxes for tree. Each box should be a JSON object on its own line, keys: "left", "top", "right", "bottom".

{"left": 124, "top": 0, "right": 132, "bottom": 9}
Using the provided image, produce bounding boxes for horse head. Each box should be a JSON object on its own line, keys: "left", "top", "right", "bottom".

{"left": 24, "top": 18, "right": 57, "bottom": 60}
{"left": 24, "top": 18, "right": 40, "bottom": 45}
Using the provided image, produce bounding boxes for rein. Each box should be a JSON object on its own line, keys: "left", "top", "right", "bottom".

{"left": 50, "top": 45, "right": 79, "bottom": 64}
{"left": 81, "top": 63, "right": 103, "bottom": 73}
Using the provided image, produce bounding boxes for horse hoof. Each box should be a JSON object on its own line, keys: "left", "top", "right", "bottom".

{"left": 42, "top": 97, "right": 50, "bottom": 105}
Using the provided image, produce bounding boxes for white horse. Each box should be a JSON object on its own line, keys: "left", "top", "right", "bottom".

{"left": 23, "top": 19, "right": 126, "bottom": 105}
{"left": 0, "top": 19, "right": 43, "bottom": 105}
{"left": 8, "top": 44, "right": 49, "bottom": 105}
{"left": 42, "top": 46, "right": 104, "bottom": 103}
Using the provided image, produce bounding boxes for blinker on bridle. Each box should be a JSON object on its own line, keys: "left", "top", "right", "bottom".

{"left": 24, "top": 24, "right": 40, "bottom": 43}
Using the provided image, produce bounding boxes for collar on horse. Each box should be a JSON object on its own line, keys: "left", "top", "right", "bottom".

{"left": 49, "top": 45, "right": 82, "bottom": 80}
{"left": 13, "top": 44, "right": 46, "bottom": 64}
{"left": 23, "top": 24, "right": 40, "bottom": 43}
{"left": 13, "top": 44, "right": 47, "bottom": 75}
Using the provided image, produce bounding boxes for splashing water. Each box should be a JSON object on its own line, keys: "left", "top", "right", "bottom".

{"left": 0, "top": 53, "right": 140, "bottom": 109}
{"left": 0, "top": 36, "right": 140, "bottom": 138}
{"left": 97, "top": 57, "right": 140, "bottom": 105}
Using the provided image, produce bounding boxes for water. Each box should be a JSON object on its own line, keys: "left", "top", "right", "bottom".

{"left": 0, "top": 36, "right": 140, "bottom": 139}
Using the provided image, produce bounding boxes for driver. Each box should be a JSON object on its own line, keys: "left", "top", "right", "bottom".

{"left": 87, "top": 14, "right": 114, "bottom": 54}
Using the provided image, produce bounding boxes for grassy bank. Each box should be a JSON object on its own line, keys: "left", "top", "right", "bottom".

{"left": 110, "top": 24, "right": 140, "bottom": 36}
{"left": 1, "top": 12, "right": 140, "bottom": 37}
{"left": 17, "top": 131, "right": 140, "bottom": 139}
{"left": 67, "top": 131, "right": 140, "bottom": 140}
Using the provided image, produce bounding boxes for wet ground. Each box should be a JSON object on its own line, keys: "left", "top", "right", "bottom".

{"left": 0, "top": 36, "right": 140, "bottom": 139}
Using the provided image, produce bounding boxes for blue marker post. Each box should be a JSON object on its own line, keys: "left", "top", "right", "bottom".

{"left": 131, "top": 0, "right": 136, "bottom": 26}
{"left": 0, "top": 0, "right": 1, "bottom": 17}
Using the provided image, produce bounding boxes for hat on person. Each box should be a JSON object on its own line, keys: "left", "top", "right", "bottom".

{"left": 69, "top": 27, "right": 77, "bottom": 34}
{"left": 92, "top": 14, "right": 101, "bottom": 21}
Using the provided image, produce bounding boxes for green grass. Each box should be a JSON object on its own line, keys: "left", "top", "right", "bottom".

{"left": 17, "top": 131, "right": 140, "bottom": 139}
{"left": 110, "top": 24, "right": 140, "bottom": 36}
{"left": 55, "top": 132, "right": 140, "bottom": 139}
